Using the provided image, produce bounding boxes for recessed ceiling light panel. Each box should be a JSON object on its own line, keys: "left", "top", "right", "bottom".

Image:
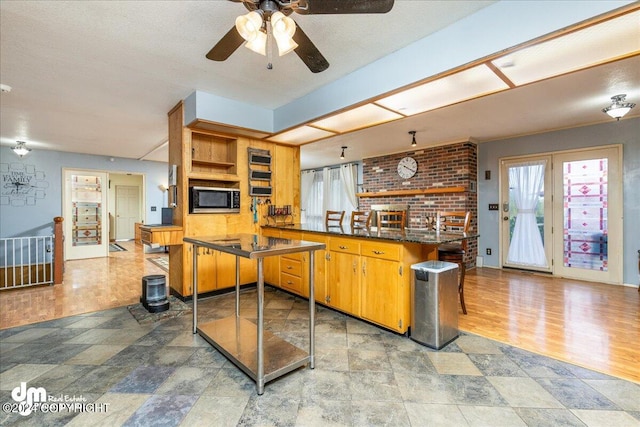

{"left": 376, "top": 64, "right": 509, "bottom": 116}
{"left": 311, "top": 104, "right": 403, "bottom": 133}
{"left": 268, "top": 126, "right": 336, "bottom": 144}
{"left": 492, "top": 10, "right": 640, "bottom": 86}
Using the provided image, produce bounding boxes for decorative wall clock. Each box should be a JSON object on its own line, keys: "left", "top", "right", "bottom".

{"left": 0, "top": 163, "right": 49, "bottom": 206}
{"left": 397, "top": 156, "right": 417, "bottom": 179}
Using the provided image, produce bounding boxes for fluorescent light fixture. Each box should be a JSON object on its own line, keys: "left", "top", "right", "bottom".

{"left": 492, "top": 10, "right": 640, "bottom": 85}
{"left": 376, "top": 64, "right": 509, "bottom": 116}
{"left": 311, "top": 104, "right": 403, "bottom": 133}
{"left": 268, "top": 126, "right": 336, "bottom": 144}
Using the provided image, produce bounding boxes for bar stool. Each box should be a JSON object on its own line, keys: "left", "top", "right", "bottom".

{"left": 436, "top": 211, "right": 471, "bottom": 314}
{"left": 377, "top": 211, "right": 406, "bottom": 231}
{"left": 351, "top": 211, "right": 371, "bottom": 229}
{"left": 325, "top": 210, "right": 345, "bottom": 227}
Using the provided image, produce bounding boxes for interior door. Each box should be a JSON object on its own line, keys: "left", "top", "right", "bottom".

{"left": 500, "top": 155, "right": 553, "bottom": 273}
{"left": 552, "top": 146, "right": 622, "bottom": 284}
{"left": 63, "top": 169, "right": 109, "bottom": 260}
{"left": 115, "top": 185, "right": 139, "bottom": 240}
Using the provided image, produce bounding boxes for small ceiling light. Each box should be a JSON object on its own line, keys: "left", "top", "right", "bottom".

{"left": 12, "top": 141, "right": 31, "bottom": 157}
{"left": 409, "top": 130, "right": 417, "bottom": 147}
{"left": 340, "top": 146, "right": 347, "bottom": 160}
{"left": 0, "top": 84, "right": 12, "bottom": 93}
{"left": 602, "top": 94, "right": 635, "bottom": 121}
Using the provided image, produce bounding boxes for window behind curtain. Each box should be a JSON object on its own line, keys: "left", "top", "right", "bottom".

{"left": 302, "top": 165, "right": 357, "bottom": 223}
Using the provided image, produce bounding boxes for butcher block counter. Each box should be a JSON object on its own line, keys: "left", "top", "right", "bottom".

{"left": 139, "top": 225, "right": 183, "bottom": 247}
{"left": 261, "top": 223, "right": 476, "bottom": 334}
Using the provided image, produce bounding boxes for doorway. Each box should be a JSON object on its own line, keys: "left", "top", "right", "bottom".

{"left": 500, "top": 145, "right": 622, "bottom": 284}
{"left": 63, "top": 169, "right": 109, "bottom": 260}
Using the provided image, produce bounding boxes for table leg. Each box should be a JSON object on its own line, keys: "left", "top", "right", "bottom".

{"left": 192, "top": 245, "right": 199, "bottom": 334}
{"left": 235, "top": 256, "right": 240, "bottom": 317}
{"left": 257, "top": 258, "right": 264, "bottom": 395}
{"left": 309, "top": 250, "right": 315, "bottom": 369}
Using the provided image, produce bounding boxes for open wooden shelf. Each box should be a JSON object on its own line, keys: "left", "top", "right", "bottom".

{"left": 356, "top": 186, "right": 465, "bottom": 198}
{"left": 192, "top": 158, "right": 235, "bottom": 168}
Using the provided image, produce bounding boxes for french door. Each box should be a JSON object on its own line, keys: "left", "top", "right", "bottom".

{"left": 500, "top": 146, "right": 622, "bottom": 284}
{"left": 63, "top": 169, "right": 109, "bottom": 260}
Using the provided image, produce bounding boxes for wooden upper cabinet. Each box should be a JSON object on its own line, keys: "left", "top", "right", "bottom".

{"left": 189, "top": 132, "right": 238, "bottom": 179}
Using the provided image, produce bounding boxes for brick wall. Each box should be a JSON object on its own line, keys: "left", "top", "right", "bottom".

{"left": 360, "top": 141, "right": 478, "bottom": 267}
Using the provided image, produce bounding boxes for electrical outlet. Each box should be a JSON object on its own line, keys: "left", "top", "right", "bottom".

{"left": 486, "top": 248, "right": 492, "bottom": 255}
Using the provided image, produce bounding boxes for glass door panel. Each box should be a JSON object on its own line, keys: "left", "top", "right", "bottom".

{"left": 553, "top": 147, "right": 621, "bottom": 284}
{"left": 64, "top": 169, "right": 108, "bottom": 260}
{"left": 501, "top": 156, "right": 552, "bottom": 273}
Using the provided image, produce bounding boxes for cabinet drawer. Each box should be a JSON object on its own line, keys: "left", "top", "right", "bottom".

{"left": 281, "top": 272, "right": 303, "bottom": 294}
{"left": 361, "top": 241, "right": 401, "bottom": 261}
{"left": 329, "top": 237, "right": 360, "bottom": 255}
{"left": 281, "top": 257, "right": 302, "bottom": 277}
{"left": 140, "top": 230, "right": 152, "bottom": 245}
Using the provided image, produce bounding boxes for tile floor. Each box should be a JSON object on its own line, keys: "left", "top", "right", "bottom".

{"left": 1, "top": 287, "right": 639, "bottom": 426}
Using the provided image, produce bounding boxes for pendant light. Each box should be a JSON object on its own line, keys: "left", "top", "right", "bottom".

{"left": 340, "top": 146, "right": 347, "bottom": 159}
{"left": 409, "top": 131, "right": 417, "bottom": 147}
{"left": 12, "top": 141, "right": 31, "bottom": 157}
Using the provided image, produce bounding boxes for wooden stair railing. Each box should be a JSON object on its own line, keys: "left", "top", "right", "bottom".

{"left": 54, "top": 216, "right": 64, "bottom": 284}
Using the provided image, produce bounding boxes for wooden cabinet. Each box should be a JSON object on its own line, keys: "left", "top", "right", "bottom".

{"left": 301, "top": 232, "right": 327, "bottom": 303}
{"left": 134, "top": 222, "right": 143, "bottom": 245}
{"left": 326, "top": 237, "right": 361, "bottom": 316}
{"left": 361, "top": 256, "right": 402, "bottom": 331}
{"left": 139, "top": 226, "right": 183, "bottom": 246}
{"left": 166, "top": 101, "right": 301, "bottom": 298}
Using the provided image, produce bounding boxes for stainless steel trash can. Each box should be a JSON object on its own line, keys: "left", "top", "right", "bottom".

{"left": 410, "top": 261, "right": 459, "bottom": 349}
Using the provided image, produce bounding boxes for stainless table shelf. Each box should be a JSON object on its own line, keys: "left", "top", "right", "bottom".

{"left": 185, "top": 233, "right": 326, "bottom": 395}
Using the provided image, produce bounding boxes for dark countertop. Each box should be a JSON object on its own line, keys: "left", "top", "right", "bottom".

{"left": 184, "top": 233, "right": 326, "bottom": 259}
{"left": 263, "top": 222, "right": 478, "bottom": 245}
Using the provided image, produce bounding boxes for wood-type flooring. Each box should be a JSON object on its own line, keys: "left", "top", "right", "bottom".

{"left": 1, "top": 241, "right": 638, "bottom": 383}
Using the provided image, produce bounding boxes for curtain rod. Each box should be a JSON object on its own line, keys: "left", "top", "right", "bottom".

{"left": 302, "top": 161, "right": 360, "bottom": 173}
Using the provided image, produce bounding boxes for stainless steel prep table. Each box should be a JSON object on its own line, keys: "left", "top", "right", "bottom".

{"left": 185, "top": 233, "right": 326, "bottom": 395}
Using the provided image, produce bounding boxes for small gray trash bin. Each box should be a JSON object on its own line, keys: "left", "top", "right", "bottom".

{"left": 410, "top": 261, "right": 459, "bottom": 349}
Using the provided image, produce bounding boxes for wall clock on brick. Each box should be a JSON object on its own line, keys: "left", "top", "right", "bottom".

{"left": 397, "top": 156, "right": 417, "bottom": 179}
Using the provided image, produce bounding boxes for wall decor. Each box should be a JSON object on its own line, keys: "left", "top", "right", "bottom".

{"left": 0, "top": 162, "right": 49, "bottom": 206}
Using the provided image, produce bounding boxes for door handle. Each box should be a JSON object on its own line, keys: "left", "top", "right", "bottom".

{"left": 503, "top": 216, "right": 509, "bottom": 221}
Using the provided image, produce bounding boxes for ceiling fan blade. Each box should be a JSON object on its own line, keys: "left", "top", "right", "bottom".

{"left": 293, "top": 23, "right": 329, "bottom": 73}
{"left": 295, "top": 0, "right": 394, "bottom": 15}
{"left": 206, "top": 26, "right": 244, "bottom": 61}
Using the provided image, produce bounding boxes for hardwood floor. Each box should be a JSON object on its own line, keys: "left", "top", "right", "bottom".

{"left": 1, "top": 243, "right": 638, "bottom": 383}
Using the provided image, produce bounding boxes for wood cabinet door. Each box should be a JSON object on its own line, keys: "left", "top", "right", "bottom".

{"left": 302, "top": 233, "right": 327, "bottom": 303}
{"left": 327, "top": 251, "right": 360, "bottom": 316}
{"left": 183, "top": 245, "right": 217, "bottom": 294}
{"left": 361, "top": 256, "right": 401, "bottom": 331}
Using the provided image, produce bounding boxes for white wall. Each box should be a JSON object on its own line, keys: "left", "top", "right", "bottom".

{"left": 477, "top": 117, "right": 640, "bottom": 285}
{"left": 0, "top": 147, "right": 167, "bottom": 238}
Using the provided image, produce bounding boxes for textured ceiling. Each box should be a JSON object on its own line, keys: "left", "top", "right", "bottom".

{"left": 0, "top": 1, "right": 638, "bottom": 170}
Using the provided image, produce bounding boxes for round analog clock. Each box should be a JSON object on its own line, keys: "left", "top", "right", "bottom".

{"left": 397, "top": 156, "right": 417, "bottom": 179}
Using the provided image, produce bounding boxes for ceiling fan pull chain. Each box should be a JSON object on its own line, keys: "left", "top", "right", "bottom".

{"left": 266, "top": 21, "right": 273, "bottom": 70}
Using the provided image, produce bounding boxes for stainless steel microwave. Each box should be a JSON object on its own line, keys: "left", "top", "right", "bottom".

{"left": 189, "top": 186, "right": 240, "bottom": 213}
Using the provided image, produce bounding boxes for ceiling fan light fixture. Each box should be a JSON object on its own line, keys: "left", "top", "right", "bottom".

{"left": 235, "top": 11, "right": 263, "bottom": 41}
{"left": 12, "top": 141, "right": 31, "bottom": 157}
{"left": 244, "top": 30, "right": 268, "bottom": 56}
{"left": 271, "top": 11, "right": 298, "bottom": 56}
{"left": 602, "top": 94, "right": 635, "bottom": 121}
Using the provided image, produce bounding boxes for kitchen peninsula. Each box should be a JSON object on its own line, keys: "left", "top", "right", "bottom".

{"left": 261, "top": 222, "right": 476, "bottom": 334}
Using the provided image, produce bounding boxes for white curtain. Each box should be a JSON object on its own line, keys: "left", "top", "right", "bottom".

{"left": 340, "top": 163, "right": 358, "bottom": 210}
{"left": 301, "top": 164, "right": 359, "bottom": 223}
{"left": 300, "top": 170, "right": 315, "bottom": 221}
{"left": 507, "top": 160, "right": 548, "bottom": 267}
{"left": 304, "top": 170, "right": 324, "bottom": 223}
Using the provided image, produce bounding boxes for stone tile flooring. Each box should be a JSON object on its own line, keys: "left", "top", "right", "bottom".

{"left": 1, "top": 287, "right": 639, "bottom": 426}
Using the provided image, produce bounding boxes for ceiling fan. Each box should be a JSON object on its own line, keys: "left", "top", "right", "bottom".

{"left": 206, "top": 0, "right": 395, "bottom": 73}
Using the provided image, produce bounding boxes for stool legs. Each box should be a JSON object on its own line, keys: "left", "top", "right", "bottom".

{"left": 458, "top": 261, "right": 467, "bottom": 315}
